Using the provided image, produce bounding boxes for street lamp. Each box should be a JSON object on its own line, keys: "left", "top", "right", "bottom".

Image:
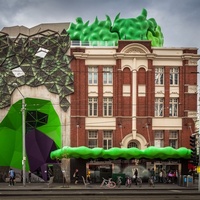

{"left": 13, "top": 83, "right": 26, "bottom": 187}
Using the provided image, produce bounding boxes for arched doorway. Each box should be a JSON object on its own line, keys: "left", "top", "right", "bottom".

{"left": 127, "top": 140, "right": 138, "bottom": 148}
{"left": 121, "top": 132, "right": 147, "bottom": 149}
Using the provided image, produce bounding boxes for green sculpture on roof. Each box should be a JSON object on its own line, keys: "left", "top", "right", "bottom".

{"left": 67, "top": 8, "right": 164, "bottom": 47}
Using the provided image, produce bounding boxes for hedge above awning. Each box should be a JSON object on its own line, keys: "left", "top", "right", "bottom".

{"left": 50, "top": 146, "right": 191, "bottom": 160}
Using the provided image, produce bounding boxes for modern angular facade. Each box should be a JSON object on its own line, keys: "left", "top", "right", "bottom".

{"left": 0, "top": 9, "right": 199, "bottom": 183}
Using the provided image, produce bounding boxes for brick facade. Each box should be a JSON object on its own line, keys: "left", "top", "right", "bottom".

{"left": 70, "top": 40, "right": 199, "bottom": 150}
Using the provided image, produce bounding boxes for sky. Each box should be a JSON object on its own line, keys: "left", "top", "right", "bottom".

{"left": 0, "top": 0, "right": 200, "bottom": 51}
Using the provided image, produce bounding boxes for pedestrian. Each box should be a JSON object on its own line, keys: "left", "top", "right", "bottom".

{"left": 28, "top": 171, "right": 32, "bottom": 183}
{"left": 162, "top": 169, "right": 167, "bottom": 183}
{"left": 133, "top": 168, "right": 138, "bottom": 185}
{"left": 86, "top": 169, "right": 91, "bottom": 183}
{"left": 168, "top": 170, "right": 173, "bottom": 183}
{"left": 150, "top": 168, "right": 155, "bottom": 182}
{"left": 8, "top": 168, "right": 15, "bottom": 186}
{"left": 159, "top": 169, "right": 163, "bottom": 183}
{"left": 73, "top": 169, "right": 79, "bottom": 184}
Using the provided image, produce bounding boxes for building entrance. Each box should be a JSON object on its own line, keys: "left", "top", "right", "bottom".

{"left": 86, "top": 162, "right": 113, "bottom": 183}
{"left": 154, "top": 162, "right": 180, "bottom": 183}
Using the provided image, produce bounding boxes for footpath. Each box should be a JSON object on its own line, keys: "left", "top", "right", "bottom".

{"left": 0, "top": 181, "right": 199, "bottom": 196}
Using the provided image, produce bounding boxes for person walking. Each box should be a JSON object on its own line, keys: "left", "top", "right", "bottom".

{"left": 8, "top": 168, "right": 15, "bottom": 186}
{"left": 133, "top": 168, "right": 138, "bottom": 185}
{"left": 86, "top": 169, "right": 91, "bottom": 183}
{"left": 73, "top": 169, "right": 79, "bottom": 184}
{"left": 150, "top": 168, "right": 155, "bottom": 182}
{"left": 28, "top": 171, "right": 32, "bottom": 183}
{"left": 159, "top": 169, "right": 163, "bottom": 183}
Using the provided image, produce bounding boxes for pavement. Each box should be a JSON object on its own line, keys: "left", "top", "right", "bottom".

{"left": 0, "top": 181, "right": 200, "bottom": 197}
{"left": 0, "top": 181, "right": 199, "bottom": 192}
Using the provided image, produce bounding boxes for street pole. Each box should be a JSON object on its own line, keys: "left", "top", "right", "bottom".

{"left": 22, "top": 97, "right": 26, "bottom": 187}
{"left": 13, "top": 84, "right": 26, "bottom": 187}
{"left": 198, "top": 101, "right": 200, "bottom": 192}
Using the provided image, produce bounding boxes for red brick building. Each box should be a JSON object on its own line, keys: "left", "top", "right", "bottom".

{"left": 70, "top": 40, "right": 200, "bottom": 179}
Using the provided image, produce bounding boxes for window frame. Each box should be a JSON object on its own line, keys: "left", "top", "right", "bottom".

{"left": 154, "top": 130, "right": 164, "bottom": 147}
{"left": 88, "top": 66, "right": 98, "bottom": 85}
{"left": 88, "top": 131, "right": 98, "bottom": 148}
{"left": 170, "top": 67, "right": 179, "bottom": 85}
{"left": 103, "top": 131, "right": 113, "bottom": 149}
{"left": 88, "top": 97, "right": 98, "bottom": 117}
{"left": 169, "top": 98, "right": 178, "bottom": 117}
{"left": 155, "top": 98, "right": 164, "bottom": 117}
{"left": 169, "top": 131, "right": 178, "bottom": 149}
{"left": 103, "top": 66, "right": 113, "bottom": 85}
{"left": 103, "top": 97, "right": 113, "bottom": 117}
{"left": 155, "top": 67, "right": 164, "bottom": 85}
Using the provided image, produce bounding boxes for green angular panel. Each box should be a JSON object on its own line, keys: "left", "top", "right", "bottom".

{"left": 0, "top": 98, "right": 61, "bottom": 170}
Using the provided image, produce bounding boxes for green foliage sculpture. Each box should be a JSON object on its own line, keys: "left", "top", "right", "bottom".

{"left": 67, "top": 9, "right": 164, "bottom": 47}
{"left": 50, "top": 146, "right": 191, "bottom": 160}
{"left": 0, "top": 98, "right": 61, "bottom": 170}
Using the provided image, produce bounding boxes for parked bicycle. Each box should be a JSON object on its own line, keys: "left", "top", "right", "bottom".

{"left": 100, "top": 177, "right": 116, "bottom": 188}
{"left": 136, "top": 177, "right": 142, "bottom": 187}
{"left": 125, "top": 176, "right": 132, "bottom": 188}
{"left": 148, "top": 176, "right": 155, "bottom": 187}
{"left": 116, "top": 176, "right": 122, "bottom": 188}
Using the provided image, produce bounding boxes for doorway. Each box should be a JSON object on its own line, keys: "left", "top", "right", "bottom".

{"left": 86, "top": 162, "right": 113, "bottom": 183}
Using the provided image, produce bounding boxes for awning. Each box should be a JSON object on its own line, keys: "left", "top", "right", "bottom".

{"left": 50, "top": 146, "right": 191, "bottom": 160}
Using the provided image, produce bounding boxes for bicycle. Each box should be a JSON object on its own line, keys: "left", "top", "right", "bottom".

{"left": 148, "top": 176, "right": 155, "bottom": 187}
{"left": 100, "top": 177, "right": 116, "bottom": 188}
{"left": 116, "top": 176, "right": 122, "bottom": 188}
{"left": 136, "top": 177, "right": 142, "bottom": 187}
{"left": 125, "top": 176, "right": 132, "bottom": 188}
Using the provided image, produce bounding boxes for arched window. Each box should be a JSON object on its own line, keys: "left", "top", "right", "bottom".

{"left": 127, "top": 140, "right": 138, "bottom": 148}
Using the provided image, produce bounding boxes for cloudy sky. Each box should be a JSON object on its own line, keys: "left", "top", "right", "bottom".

{"left": 0, "top": 0, "right": 200, "bottom": 51}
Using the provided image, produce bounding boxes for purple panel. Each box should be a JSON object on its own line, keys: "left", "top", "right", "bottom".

{"left": 25, "top": 129, "right": 57, "bottom": 173}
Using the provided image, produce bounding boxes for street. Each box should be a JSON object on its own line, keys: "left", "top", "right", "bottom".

{"left": 0, "top": 194, "right": 200, "bottom": 200}
{"left": 0, "top": 188, "right": 200, "bottom": 200}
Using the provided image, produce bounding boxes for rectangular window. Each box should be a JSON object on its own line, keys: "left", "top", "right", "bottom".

{"left": 103, "top": 131, "right": 113, "bottom": 149}
{"left": 88, "top": 97, "right": 98, "bottom": 116}
{"left": 169, "top": 98, "right": 178, "bottom": 117}
{"left": 170, "top": 67, "right": 179, "bottom": 85}
{"left": 155, "top": 67, "right": 164, "bottom": 85}
{"left": 103, "top": 67, "right": 113, "bottom": 85}
{"left": 169, "top": 131, "right": 178, "bottom": 148}
{"left": 103, "top": 97, "right": 113, "bottom": 116}
{"left": 88, "top": 66, "right": 98, "bottom": 85}
{"left": 154, "top": 130, "right": 164, "bottom": 147}
{"left": 88, "top": 131, "right": 98, "bottom": 148}
{"left": 155, "top": 98, "right": 164, "bottom": 117}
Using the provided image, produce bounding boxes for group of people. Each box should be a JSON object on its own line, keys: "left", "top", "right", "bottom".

{"left": 73, "top": 167, "right": 179, "bottom": 185}
{"left": 157, "top": 169, "right": 178, "bottom": 183}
